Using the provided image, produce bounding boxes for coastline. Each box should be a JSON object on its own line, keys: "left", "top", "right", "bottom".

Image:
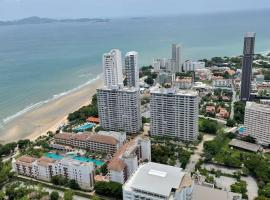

{"left": 0, "top": 77, "right": 103, "bottom": 143}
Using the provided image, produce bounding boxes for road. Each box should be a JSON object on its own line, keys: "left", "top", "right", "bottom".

{"left": 185, "top": 134, "right": 215, "bottom": 173}
{"left": 199, "top": 115, "right": 227, "bottom": 124}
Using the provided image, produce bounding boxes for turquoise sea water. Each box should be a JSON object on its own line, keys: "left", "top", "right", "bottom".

{"left": 45, "top": 152, "right": 104, "bottom": 166}
{"left": 0, "top": 10, "right": 270, "bottom": 127}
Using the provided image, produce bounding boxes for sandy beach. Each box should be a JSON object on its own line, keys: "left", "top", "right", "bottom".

{"left": 0, "top": 78, "right": 103, "bottom": 143}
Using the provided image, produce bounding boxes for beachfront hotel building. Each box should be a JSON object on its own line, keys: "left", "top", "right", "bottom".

{"left": 97, "top": 87, "right": 141, "bottom": 134}
{"left": 240, "top": 32, "right": 256, "bottom": 101}
{"left": 123, "top": 162, "right": 193, "bottom": 200}
{"left": 125, "top": 51, "right": 139, "bottom": 88}
{"left": 103, "top": 49, "right": 123, "bottom": 89}
{"left": 12, "top": 156, "right": 95, "bottom": 190}
{"left": 183, "top": 60, "right": 205, "bottom": 72}
{"left": 244, "top": 101, "right": 270, "bottom": 146}
{"left": 107, "top": 136, "right": 151, "bottom": 184}
{"left": 54, "top": 131, "right": 126, "bottom": 154}
{"left": 171, "top": 43, "right": 182, "bottom": 73}
{"left": 150, "top": 88, "right": 199, "bottom": 141}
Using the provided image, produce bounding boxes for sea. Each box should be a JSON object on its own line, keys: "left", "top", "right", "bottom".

{"left": 0, "top": 9, "right": 270, "bottom": 128}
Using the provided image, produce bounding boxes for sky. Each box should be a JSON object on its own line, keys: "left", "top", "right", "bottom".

{"left": 0, "top": 0, "right": 270, "bottom": 20}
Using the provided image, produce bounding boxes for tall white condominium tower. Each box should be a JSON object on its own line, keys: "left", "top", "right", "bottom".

{"left": 97, "top": 87, "right": 141, "bottom": 134}
{"left": 125, "top": 51, "right": 139, "bottom": 88}
{"left": 171, "top": 43, "right": 182, "bottom": 73}
{"left": 123, "top": 162, "right": 193, "bottom": 200}
{"left": 244, "top": 102, "right": 270, "bottom": 146}
{"left": 150, "top": 88, "right": 199, "bottom": 141}
{"left": 103, "top": 49, "right": 123, "bottom": 88}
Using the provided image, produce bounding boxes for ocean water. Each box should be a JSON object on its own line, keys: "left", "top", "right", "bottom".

{"left": 0, "top": 10, "right": 270, "bottom": 127}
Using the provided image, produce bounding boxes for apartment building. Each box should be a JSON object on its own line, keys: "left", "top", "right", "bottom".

{"left": 212, "top": 76, "right": 232, "bottom": 88}
{"left": 123, "top": 162, "right": 193, "bottom": 200}
{"left": 244, "top": 102, "right": 270, "bottom": 146}
{"left": 107, "top": 136, "right": 151, "bottom": 184}
{"left": 125, "top": 51, "right": 139, "bottom": 88}
{"left": 183, "top": 60, "right": 205, "bottom": 72}
{"left": 97, "top": 87, "right": 141, "bottom": 134}
{"left": 150, "top": 88, "right": 199, "bottom": 141}
{"left": 12, "top": 156, "right": 95, "bottom": 190}
{"left": 103, "top": 49, "right": 123, "bottom": 89}
{"left": 54, "top": 131, "right": 126, "bottom": 154}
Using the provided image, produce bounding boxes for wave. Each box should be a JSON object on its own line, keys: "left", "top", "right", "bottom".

{"left": 2, "top": 74, "right": 102, "bottom": 125}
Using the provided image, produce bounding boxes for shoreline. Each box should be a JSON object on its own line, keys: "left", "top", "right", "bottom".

{"left": 0, "top": 77, "right": 103, "bottom": 144}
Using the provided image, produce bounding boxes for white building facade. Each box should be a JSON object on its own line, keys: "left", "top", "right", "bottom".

{"left": 123, "top": 162, "right": 193, "bottom": 200}
{"left": 150, "top": 88, "right": 199, "bottom": 141}
{"left": 103, "top": 49, "right": 123, "bottom": 89}
{"left": 183, "top": 60, "right": 205, "bottom": 72}
{"left": 97, "top": 87, "right": 141, "bottom": 134}
{"left": 12, "top": 156, "right": 95, "bottom": 190}
{"left": 108, "top": 136, "right": 151, "bottom": 184}
{"left": 244, "top": 102, "right": 270, "bottom": 146}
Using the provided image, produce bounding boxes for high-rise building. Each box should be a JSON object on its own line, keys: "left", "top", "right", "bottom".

{"left": 183, "top": 60, "right": 205, "bottom": 72}
{"left": 125, "top": 51, "right": 139, "bottom": 88}
{"left": 240, "top": 32, "right": 256, "bottom": 101}
{"left": 123, "top": 162, "right": 193, "bottom": 200}
{"left": 97, "top": 87, "right": 141, "bottom": 134}
{"left": 103, "top": 49, "right": 123, "bottom": 89}
{"left": 150, "top": 88, "right": 199, "bottom": 141}
{"left": 171, "top": 43, "right": 182, "bottom": 73}
{"left": 244, "top": 101, "right": 270, "bottom": 146}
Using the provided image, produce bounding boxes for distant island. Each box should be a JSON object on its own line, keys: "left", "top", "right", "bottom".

{"left": 0, "top": 16, "right": 111, "bottom": 26}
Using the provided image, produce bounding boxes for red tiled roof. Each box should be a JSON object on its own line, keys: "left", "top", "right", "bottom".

{"left": 17, "top": 155, "right": 37, "bottom": 163}
{"left": 54, "top": 133, "right": 72, "bottom": 140}
{"left": 88, "top": 134, "right": 118, "bottom": 145}
{"left": 87, "top": 117, "right": 100, "bottom": 123}
{"left": 107, "top": 139, "right": 136, "bottom": 172}
{"left": 71, "top": 133, "right": 92, "bottom": 141}
{"left": 37, "top": 156, "right": 56, "bottom": 167}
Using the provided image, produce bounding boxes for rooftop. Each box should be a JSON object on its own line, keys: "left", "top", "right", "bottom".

{"left": 244, "top": 32, "right": 256, "bottom": 38}
{"left": 192, "top": 184, "right": 242, "bottom": 200}
{"left": 54, "top": 132, "right": 72, "bottom": 140}
{"left": 37, "top": 156, "right": 56, "bottom": 167}
{"left": 246, "top": 101, "right": 270, "bottom": 113}
{"left": 17, "top": 155, "right": 37, "bottom": 163}
{"left": 88, "top": 134, "right": 118, "bottom": 145}
{"left": 124, "top": 162, "right": 190, "bottom": 197}
{"left": 150, "top": 87, "right": 198, "bottom": 97}
{"left": 229, "top": 139, "right": 261, "bottom": 152}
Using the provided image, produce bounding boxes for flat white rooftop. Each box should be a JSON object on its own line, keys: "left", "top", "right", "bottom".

{"left": 246, "top": 101, "right": 270, "bottom": 113}
{"left": 123, "top": 162, "right": 186, "bottom": 197}
{"left": 150, "top": 87, "right": 198, "bottom": 97}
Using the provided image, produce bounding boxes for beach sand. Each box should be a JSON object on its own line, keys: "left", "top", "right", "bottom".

{"left": 0, "top": 78, "right": 103, "bottom": 143}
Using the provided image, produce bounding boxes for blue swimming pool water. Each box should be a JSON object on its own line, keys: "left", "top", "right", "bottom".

{"left": 45, "top": 153, "right": 104, "bottom": 167}
{"left": 73, "top": 123, "right": 95, "bottom": 132}
{"left": 238, "top": 127, "right": 246, "bottom": 134}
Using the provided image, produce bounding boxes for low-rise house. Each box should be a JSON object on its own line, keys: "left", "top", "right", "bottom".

{"left": 206, "top": 106, "right": 215, "bottom": 114}
{"left": 87, "top": 117, "right": 100, "bottom": 124}
{"left": 107, "top": 136, "right": 151, "bottom": 184}
{"left": 216, "top": 107, "right": 229, "bottom": 119}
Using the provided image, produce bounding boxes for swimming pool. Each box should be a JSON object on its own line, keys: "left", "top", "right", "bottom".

{"left": 45, "top": 153, "right": 104, "bottom": 167}
{"left": 238, "top": 127, "right": 246, "bottom": 134}
{"left": 73, "top": 123, "right": 95, "bottom": 132}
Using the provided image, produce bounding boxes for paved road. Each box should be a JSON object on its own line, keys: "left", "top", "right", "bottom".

{"left": 185, "top": 134, "right": 215, "bottom": 173}
{"left": 199, "top": 115, "right": 227, "bottom": 124}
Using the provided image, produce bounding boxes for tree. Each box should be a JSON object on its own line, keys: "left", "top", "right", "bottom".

{"left": 50, "top": 191, "right": 59, "bottom": 200}
{"left": 260, "top": 183, "right": 270, "bottom": 198}
{"left": 68, "top": 179, "right": 80, "bottom": 190}
{"left": 64, "top": 190, "right": 74, "bottom": 200}
{"left": 233, "top": 101, "right": 246, "bottom": 124}
{"left": 17, "top": 139, "right": 30, "bottom": 149}
{"left": 199, "top": 118, "right": 218, "bottom": 134}
{"left": 230, "top": 180, "right": 248, "bottom": 199}
{"left": 100, "top": 163, "right": 108, "bottom": 175}
{"left": 94, "top": 181, "right": 122, "bottom": 199}
{"left": 226, "top": 119, "right": 235, "bottom": 127}
{"left": 0, "top": 192, "right": 5, "bottom": 200}
{"left": 144, "top": 77, "right": 154, "bottom": 86}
